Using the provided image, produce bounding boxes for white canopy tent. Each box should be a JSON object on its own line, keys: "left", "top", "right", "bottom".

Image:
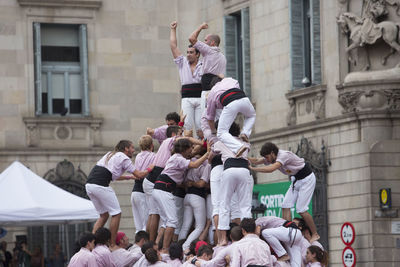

{"left": 0, "top": 161, "right": 99, "bottom": 258}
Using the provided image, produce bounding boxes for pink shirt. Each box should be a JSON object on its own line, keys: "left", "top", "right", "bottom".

{"left": 153, "top": 125, "right": 168, "bottom": 144}
{"left": 185, "top": 159, "right": 210, "bottom": 183}
{"left": 97, "top": 152, "right": 136, "bottom": 181}
{"left": 92, "top": 244, "right": 114, "bottom": 267}
{"left": 68, "top": 247, "right": 97, "bottom": 267}
{"left": 212, "top": 140, "right": 248, "bottom": 163}
{"left": 133, "top": 255, "right": 148, "bottom": 267}
{"left": 174, "top": 55, "right": 203, "bottom": 85}
{"left": 152, "top": 136, "right": 177, "bottom": 168}
{"left": 135, "top": 151, "right": 156, "bottom": 171}
{"left": 205, "top": 78, "right": 240, "bottom": 121}
{"left": 111, "top": 247, "right": 141, "bottom": 267}
{"left": 255, "top": 216, "right": 285, "bottom": 230}
{"left": 307, "top": 263, "right": 322, "bottom": 267}
{"left": 264, "top": 149, "right": 305, "bottom": 176}
{"left": 148, "top": 261, "right": 170, "bottom": 267}
{"left": 230, "top": 234, "right": 273, "bottom": 267}
{"left": 193, "top": 41, "right": 226, "bottom": 75}
{"left": 299, "top": 237, "right": 311, "bottom": 266}
{"left": 166, "top": 258, "right": 183, "bottom": 267}
{"left": 161, "top": 153, "right": 191, "bottom": 184}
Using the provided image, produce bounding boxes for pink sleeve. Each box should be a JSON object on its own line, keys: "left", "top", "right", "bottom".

{"left": 201, "top": 164, "right": 211, "bottom": 182}
{"left": 205, "top": 92, "right": 216, "bottom": 121}
{"left": 153, "top": 125, "right": 168, "bottom": 144}
{"left": 180, "top": 157, "right": 191, "bottom": 169}
{"left": 174, "top": 55, "right": 184, "bottom": 67}
{"left": 194, "top": 40, "right": 212, "bottom": 56}
{"left": 123, "top": 158, "right": 136, "bottom": 173}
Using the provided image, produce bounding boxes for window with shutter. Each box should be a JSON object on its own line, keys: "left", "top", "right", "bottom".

{"left": 33, "top": 23, "right": 89, "bottom": 116}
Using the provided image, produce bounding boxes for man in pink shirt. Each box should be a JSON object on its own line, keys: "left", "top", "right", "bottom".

{"left": 68, "top": 232, "right": 97, "bottom": 267}
{"left": 85, "top": 140, "right": 151, "bottom": 247}
{"left": 189, "top": 22, "right": 227, "bottom": 115}
{"left": 230, "top": 218, "right": 273, "bottom": 267}
{"left": 206, "top": 76, "right": 256, "bottom": 156}
{"left": 146, "top": 112, "right": 181, "bottom": 144}
{"left": 250, "top": 142, "right": 320, "bottom": 244}
{"left": 170, "top": 21, "right": 203, "bottom": 137}
{"left": 92, "top": 227, "right": 114, "bottom": 267}
{"left": 111, "top": 232, "right": 142, "bottom": 267}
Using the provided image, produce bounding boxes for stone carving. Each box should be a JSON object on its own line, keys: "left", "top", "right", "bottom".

{"left": 287, "top": 99, "right": 297, "bottom": 126}
{"left": 315, "top": 92, "right": 326, "bottom": 119}
{"left": 337, "top": 90, "right": 363, "bottom": 112}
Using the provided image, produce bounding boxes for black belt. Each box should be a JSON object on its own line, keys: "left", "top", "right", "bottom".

{"left": 154, "top": 174, "right": 177, "bottom": 193}
{"left": 173, "top": 186, "right": 186, "bottom": 198}
{"left": 211, "top": 154, "right": 223, "bottom": 169}
{"left": 187, "top": 186, "right": 206, "bottom": 199}
{"left": 201, "top": 73, "right": 217, "bottom": 91}
{"left": 219, "top": 88, "right": 246, "bottom": 106}
{"left": 146, "top": 166, "right": 164, "bottom": 183}
{"left": 294, "top": 163, "right": 312, "bottom": 180}
{"left": 132, "top": 179, "right": 144, "bottom": 193}
{"left": 87, "top": 165, "right": 112, "bottom": 187}
{"left": 224, "top": 158, "right": 249, "bottom": 171}
{"left": 181, "top": 83, "right": 202, "bottom": 98}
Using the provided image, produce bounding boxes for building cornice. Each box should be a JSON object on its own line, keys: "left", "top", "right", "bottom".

{"left": 17, "top": 0, "right": 102, "bottom": 9}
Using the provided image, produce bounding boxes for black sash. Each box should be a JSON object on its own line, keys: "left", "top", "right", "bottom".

{"left": 173, "top": 186, "right": 186, "bottom": 198}
{"left": 154, "top": 174, "right": 177, "bottom": 193}
{"left": 294, "top": 163, "right": 312, "bottom": 180}
{"left": 211, "top": 154, "right": 223, "bottom": 169}
{"left": 201, "top": 73, "right": 217, "bottom": 91}
{"left": 181, "top": 83, "right": 202, "bottom": 98}
{"left": 219, "top": 88, "right": 246, "bottom": 106}
{"left": 132, "top": 179, "right": 144, "bottom": 193}
{"left": 224, "top": 158, "right": 249, "bottom": 171}
{"left": 87, "top": 165, "right": 112, "bottom": 187}
{"left": 187, "top": 186, "right": 206, "bottom": 199}
{"left": 146, "top": 166, "right": 164, "bottom": 183}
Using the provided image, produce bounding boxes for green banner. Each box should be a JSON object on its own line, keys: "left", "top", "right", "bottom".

{"left": 253, "top": 181, "right": 312, "bottom": 218}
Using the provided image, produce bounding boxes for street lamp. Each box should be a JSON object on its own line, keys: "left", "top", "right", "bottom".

{"left": 251, "top": 191, "right": 266, "bottom": 219}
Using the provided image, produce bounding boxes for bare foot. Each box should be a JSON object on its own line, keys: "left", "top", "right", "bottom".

{"left": 161, "top": 248, "right": 169, "bottom": 254}
{"left": 310, "top": 233, "right": 320, "bottom": 243}
{"left": 277, "top": 254, "right": 290, "bottom": 262}
{"left": 235, "top": 145, "right": 249, "bottom": 157}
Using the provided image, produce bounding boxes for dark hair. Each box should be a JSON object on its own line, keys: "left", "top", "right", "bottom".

{"left": 166, "top": 125, "right": 181, "bottom": 138}
{"left": 240, "top": 218, "right": 256, "bottom": 233}
{"left": 260, "top": 142, "right": 279, "bottom": 157}
{"left": 78, "top": 232, "right": 95, "bottom": 248}
{"left": 230, "top": 226, "right": 243, "bottom": 241}
{"left": 308, "top": 245, "right": 328, "bottom": 266}
{"left": 197, "top": 244, "right": 213, "bottom": 257}
{"left": 293, "top": 217, "right": 309, "bottom": 232}
{"left": 165, "top": 112, "right": 180, "bottom": 123}
{"left": 134, "top": 231, "right": 149, "bottom": 243}
{"left": 94, "top": 227, "right": 111, "bottom": 245}
{"left": 169, "top": 242, "right": 183, "bottom": 260}
{"left": 227, "top": 222, "right": 239, "bottom": 242}
{"left": 106, "top": 140, "right": 132, "bottom": 163}
{"left": 144, "top": 248, "right": 159, "bottom": 264}
{"left": 209, "top": 34, "right": 221, "bottom": 46}
{"left": 173, "top": 138, "right": 192, "bottom": 154}
{"left": 229, "top": 122, "right": 240, "bottom": 137}
{"left": 188, "top": 44, "right": 200, "bottom": 55}
{"left": 209, "top": 76, "right": 222, "bottom": 89}
{"left": 141, "top": 241, "right": 155, "bottom": 254}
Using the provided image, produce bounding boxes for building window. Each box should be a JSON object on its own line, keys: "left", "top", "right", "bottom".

{"left": 33, "top": 23, "right": 89, "bottom": 116}
{"left": 289, "top": 0, "right": 321, "bottom": 89}
{"left": 224, "top": 7, "right": 251, "bottom": 97}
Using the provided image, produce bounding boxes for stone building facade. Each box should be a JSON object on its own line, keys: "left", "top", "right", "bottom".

{"left": 0, "top": 0, "right": 399, "bottom": 266}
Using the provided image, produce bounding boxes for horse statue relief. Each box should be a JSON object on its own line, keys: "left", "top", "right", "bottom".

{"left": 337, "top": 12, "right": 400, "bottom": 70}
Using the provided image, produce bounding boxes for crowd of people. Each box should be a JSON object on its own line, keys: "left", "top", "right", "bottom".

{"left": 72, "top": 21, "right": 328, "bottom": 267}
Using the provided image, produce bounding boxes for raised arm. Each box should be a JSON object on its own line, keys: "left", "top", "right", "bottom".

{"left": 189, "top": 143, "right": 211, "bottom": 169}
{"left": 248, "top": 157, "right": 265, "bottom": 165}
{"left": 250, "top": 162, "right": 282, "bottom": 173}
{"left": 170, "top": 21, "right": 181, "bottom": 59}
{"left": 189, "top": 22, "right": 208, "bottom": 45}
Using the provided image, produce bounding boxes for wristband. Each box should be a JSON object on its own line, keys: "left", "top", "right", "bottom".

{"left": 191, "top": 258, "right": 198, "bottom": 265}
{"left": 146, "top": 168, "right": 152, "bottom": 173}
{"left": 202, "top": 141, "right": 207, "bottom": 149}
{"left": 178, "top": 121, "right": 184, "bottom": 127}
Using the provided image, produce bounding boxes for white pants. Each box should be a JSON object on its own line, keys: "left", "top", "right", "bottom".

{"left": 142, "top": 178, "right": 159, "bottom": 215}
{"left": 181, "top": 98, "right": 201, "bottom": 132}
{"left": 86, "top": 183, "right": 121, "bottom": 216}
{"left": 262, "top": 226, "right": 302, "bottom": 267}
{"left": 210, "top": 165, "right": 224, "bottom": 217}
{"left": 200, "top": 91, "right": 208, "bottom": 119}
{"left": 174, "top": 196, "right": 185, "bottom": 235}
{"left": 218, "top": 167, "right": 253, "bottom": 230}
{"left": 217, "top": 97, "right": 256, "bottom": 153}
{"left": 131, "top": 191, "right": 148, "bottom": 233}
{"left": 178, "top": 193, "right": 206, "bottom": 250}
{"left": 282, "top": 173, "right": 316, "bottom": 213}
{"left": 206, "top": 194, "right": 214, "bottom": 244}
{"left": 152, "top": 189, "right": 178, "bottom": 228}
